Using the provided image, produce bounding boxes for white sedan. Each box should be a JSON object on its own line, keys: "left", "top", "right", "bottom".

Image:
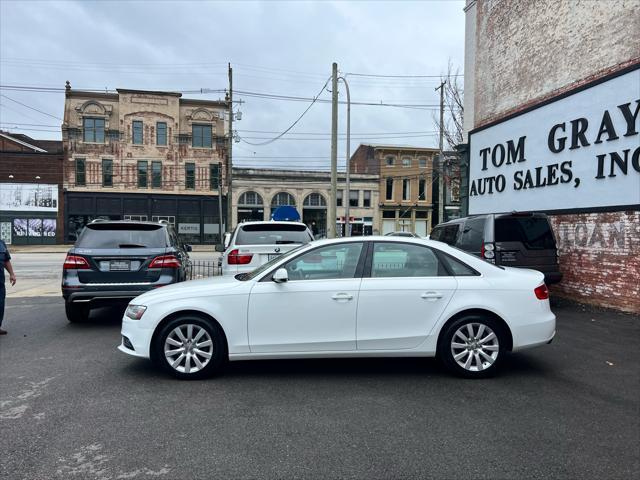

{"left": 118, "top": 237, "right": 556, "bottom": 379}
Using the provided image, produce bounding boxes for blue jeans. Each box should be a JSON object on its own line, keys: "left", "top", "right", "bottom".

{"left": 0, "top": 282, "right": 5, "bottom": 327}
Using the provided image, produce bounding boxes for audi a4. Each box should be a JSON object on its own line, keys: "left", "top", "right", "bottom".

{"left": 118, "top": 236, "right": 556, "bottom": 379}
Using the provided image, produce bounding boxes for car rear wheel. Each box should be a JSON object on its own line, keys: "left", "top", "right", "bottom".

{"left": 154, "top": 316, "right": 227, "bottom": 380}
{"left": 65, "top": 302, "right": 89, "bottom": 323}
{"left": 438, "top": 315, "right": 506, "bottom": 378}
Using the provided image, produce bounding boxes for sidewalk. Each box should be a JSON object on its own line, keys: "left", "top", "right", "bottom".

{"left": 7, "top": 244, "right": 217, "bottom": 253}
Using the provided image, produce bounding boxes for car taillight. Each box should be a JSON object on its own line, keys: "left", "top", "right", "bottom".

{"left": 227, "top": 249, "right": 253, "bottom": 265}
{"left": 534, "top": 284, "right": 549, "bottom": 300}
{"left": 481, "top": 242, "right": 495, "bottom": 263}
{"left": 149, "top": 255, "right": 181, "bottom": 268}
{"left": 63, "top": 254, "right": 90, "bottom": 270}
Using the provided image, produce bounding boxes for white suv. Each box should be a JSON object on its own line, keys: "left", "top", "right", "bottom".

{"left": 220, "top": 221, "right": 314, "bottom": 276}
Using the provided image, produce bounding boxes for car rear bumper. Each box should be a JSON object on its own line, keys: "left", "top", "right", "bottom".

{"left": 543, "top": 271, "right": 563, "bottom": 285}
{"left": 511, "top": 311, "right": 556, "bottom": 351}
{"left": 63, "top": 288, "right": 155, "bottom": 304}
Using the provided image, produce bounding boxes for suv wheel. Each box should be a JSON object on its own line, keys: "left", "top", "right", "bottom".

{"left": 65, "top": 302, "right": 89, "bottom": 323}
{"left": 153, "top": 315, "right": 227, "bottom": 380}
{"left": 438, "top": 315, "right": 506, "bottom": 378}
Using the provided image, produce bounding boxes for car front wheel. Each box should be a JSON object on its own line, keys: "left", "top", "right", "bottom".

{"left": 438, "top": 315, "right": 506, "bottom": 378}
{"left": 154, "top": 316, "right": 227, "bottom": 380}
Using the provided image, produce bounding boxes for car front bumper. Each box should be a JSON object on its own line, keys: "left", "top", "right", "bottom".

{"left": 118, "top": 316, "right": 155, "bottom": 359}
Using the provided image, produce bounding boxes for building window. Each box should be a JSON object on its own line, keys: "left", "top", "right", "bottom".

{"left": 402, "top": 157, "right": 412, "bottom": 168}
{"left": 83, "top": 117, "right": 104, "bottom": 143}
{"left": 303, "top": 193, "right": 327, "bottom": 207}
{"left": 156, "top": 122, "right": 167, "bottom": 146}
{"left": 385, "top": 155, "right": 395, "bottom": 167}
{"left": 239, "top": 191, "right": 263, "bottom": 206}
{"left": 419, "top": 179, "right": 426, "bottom": 200}
{"left": 132, "top": 121, "right": 143, "bottom": 145}
{"left": 75, "top": 158, "right": 86, "bottom": 186}
{"left": 403, "top": 179, "right": 410, "bottom": 201}
{"left": 151, "top": 161, "right": 162, "bottom": 188}
{"left": 209, "top": 163, "right": 220, "bottom": 190}
{"left": 192, "top": 124, "right": 212, "bottom": 148}
{"left": 419, "top": 157, "right": 428, "bottom": 168}
{"left": 386, "top": 178, "right": 393, "bottom": 201}
{"left": 337, "top": 189, "right": 343, "bottom": 207}
{"left": 185, "top": 163, "right": 195, "bottom": 189}
{"left": 102, "top": 159, "right": 113, "bottom": 187}
{"left": 137, "top": 161, "right": 148, "bottom": 188}
{"left": 271, "top": 192, "right": 296, "bottom": 207}
{"left": 363, "top": 190, "right": 371, "bottom": 207}
{"left": 349, "top": 190, "right": 359, "bottom": 207}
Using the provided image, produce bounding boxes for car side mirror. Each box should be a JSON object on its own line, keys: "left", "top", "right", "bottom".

{"left": 185, "top": 244, "right": 193, "bottom": 252}
{"left": 272, "top": 268, "right": 289, "bottom": 283}
{"left": 214, "top": 244, "right": 225, "bottom": 252}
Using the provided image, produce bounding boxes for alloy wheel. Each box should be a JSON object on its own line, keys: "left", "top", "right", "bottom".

{"left": 450, "top": 322, "right": 499, "bottom": 372}
{"left": 164, "top": 324, "right": 214, "bottom": 374}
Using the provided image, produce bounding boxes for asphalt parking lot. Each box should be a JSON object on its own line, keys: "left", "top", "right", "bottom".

{"left": 0, "top": 297, "right": 638, "bottom": 479}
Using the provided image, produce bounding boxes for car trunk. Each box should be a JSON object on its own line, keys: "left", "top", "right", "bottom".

{"left": 494, "top": 216, "right": 559, "bottom": 272}
{"left": 76, "top": 247, "right": 168, "bottom": 284}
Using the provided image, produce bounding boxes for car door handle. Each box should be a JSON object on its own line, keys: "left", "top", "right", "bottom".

{"left": 331, "top": 293, "right": 354, "bottom": 301}
{"left": 421, "top": 291, "right": 443, "bottom": 300}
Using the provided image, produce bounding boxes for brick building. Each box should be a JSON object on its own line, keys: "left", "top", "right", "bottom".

{"left": 350, "top": 144, "right": 437, "bottom": 236}
{"left": 463, "top": 0, "right": 640, "bottom": 312}
{"left": 62, "top": 85, "right": 228, "bottom": 244}
{"left": 0, "top": 132, "right": 64, "bottom": 244}
{"left": 232, "top": 168, "right": 380, "bottom": 238}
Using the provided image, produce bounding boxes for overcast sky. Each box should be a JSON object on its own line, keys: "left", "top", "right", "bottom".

{"left": 0, "top": 0, "right": 465, "bottom": 170}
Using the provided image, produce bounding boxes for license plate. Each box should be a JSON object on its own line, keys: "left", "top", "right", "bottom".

{"left": 268, "top": 253, "right": 281, "bottom": 261}
{"left": 500, "top": 251, "right": 518, "bottom": 262}
{"left": 110, "top": 260, "right": 131, "bottom": 271}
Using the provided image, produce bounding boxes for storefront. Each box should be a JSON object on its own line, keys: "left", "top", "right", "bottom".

{"left": 0, "top": 183, "right": 59, "bottom": 245}
{"left": 64, "top": 192, "right": 227, "bottom": 245}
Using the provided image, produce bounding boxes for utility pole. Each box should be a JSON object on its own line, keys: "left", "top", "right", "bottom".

{"left": 217, "top": 161, "right": 224, "bottom": 250}
{"left": 338, "top": 75, "right": 351, "bottom": 236}
{"left": 329, "top": 62, "right": 338, "bottom": 238}
{"left": 436, "top": 80, "right": 446, "bottom": 226}
{"left": 226, "top": 63, "right": 234, "bottom": 234}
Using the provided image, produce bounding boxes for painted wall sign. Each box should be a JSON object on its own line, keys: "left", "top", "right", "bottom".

{"left": 0, "top": 183, "right": 59, "bottom": 212}
{"left": 468, "top": 67, "right": 640, "bottom": 214}
{"left": 178, "top": 223, "right": 200, "bottom": 234}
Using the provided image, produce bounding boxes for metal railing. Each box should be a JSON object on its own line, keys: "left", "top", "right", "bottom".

{"left": 187, "top": 260, "right": 220, "bottom": 280}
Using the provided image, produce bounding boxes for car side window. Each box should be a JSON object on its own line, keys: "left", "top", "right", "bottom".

{"left": 284, "top": 243, "right": 364, "bottom": 281}
{"left": 371, "top": 242, "right": 446, "bottom": 278}
{"left": 431, "top": 225, "right": 460, "bottom": 245}
{"left": 439, "top": 252, "right": 479, "bottom": 276}
{"left": 456, "top": 218, "right": 485, "bottom": 252}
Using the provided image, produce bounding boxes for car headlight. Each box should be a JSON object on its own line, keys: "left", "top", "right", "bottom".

{"left": 125, "top": 305, "right": 147, "bottom": 320}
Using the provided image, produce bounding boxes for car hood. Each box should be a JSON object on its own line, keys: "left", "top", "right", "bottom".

{"left": 132, "top": 275, "right": 246, "bottom": 304}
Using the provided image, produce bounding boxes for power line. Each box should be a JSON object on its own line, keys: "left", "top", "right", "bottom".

{"left": 0, "top": 94, "right": 62, "bottom": 120}
{"left": 346, "top": 72, "right": 464, "bottom": 78}
{"left": 239, "top": 77, "right": 331, "bottom": 146}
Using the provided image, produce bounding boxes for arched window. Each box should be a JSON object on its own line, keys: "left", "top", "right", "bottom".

{"left": 238, "top": 191, "right": 263, "bottom": 206}
{"left": 303, "top": 193, "right": 327, "bottom": 207}
{"left": 271, "top": 192, "right": 296, "bottom": 207}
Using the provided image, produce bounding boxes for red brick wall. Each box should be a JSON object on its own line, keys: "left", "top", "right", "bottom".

{"left": 549, "top": 211, "right": 640, "bottom": 313}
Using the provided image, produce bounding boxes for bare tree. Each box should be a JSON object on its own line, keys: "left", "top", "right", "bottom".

{"left": 432, "top": 60, "right": 464, "bottom": 149}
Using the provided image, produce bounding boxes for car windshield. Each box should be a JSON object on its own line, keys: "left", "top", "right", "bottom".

{"left": 76, "top": 223, "right": 168, "bottom": 248}
{"left": 239, "top": 244, "right": 306, "bottom": 281}
{"left": 235, "top": 224, "right": 313, "bottom": 245}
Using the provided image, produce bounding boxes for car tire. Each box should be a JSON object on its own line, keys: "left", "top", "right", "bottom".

{"left": 438, "top": 315, "right": 506, "bottom": 379}
{"left": 65, "top": 302, "right": 89, "bottom": 323}
{"left": 153, "top": 315, "right": 227, "bottom": 380}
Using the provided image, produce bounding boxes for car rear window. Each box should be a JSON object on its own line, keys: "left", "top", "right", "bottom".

{"left": 235, "top": 224, "right": 313, "bottom": 245}
{"left": 495, "top": 217, "right": 556, "bottom": 249}
{"left": 456, "top": 217, "right": 485, "bottom": 252}
{"left": 76, "top": 223, "right": 168, "bottom": 248}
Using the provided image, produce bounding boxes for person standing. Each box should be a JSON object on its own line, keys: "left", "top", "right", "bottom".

{"left": 0, "top": 239, "right": 17, "bottom": 335}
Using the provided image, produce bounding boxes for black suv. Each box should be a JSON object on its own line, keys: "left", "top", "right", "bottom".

{"left": 62, "top": 220, "right": 191, "bottom": 322}
{"left": 430, "top": 212, "right": 562, "bottom": 284}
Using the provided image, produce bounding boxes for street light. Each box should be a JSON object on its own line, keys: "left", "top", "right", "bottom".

{"left": 338, "top": 75, "right": 351, "bottom": 236}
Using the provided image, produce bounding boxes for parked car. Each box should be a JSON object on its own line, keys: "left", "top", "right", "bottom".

{"left": 62, "top": 220, "right": 191, "bottom": 322}
{"left": 218, "top": 221, "right": 314, "bottom": 276}
{"left": 429, "top": 212, "right": 562, "bottom": 284}
{"left": 385, "top": 231, "right": 421, "bottom": 238}
{"left": 119, "top": 236, "right": 555, "bottom": 380}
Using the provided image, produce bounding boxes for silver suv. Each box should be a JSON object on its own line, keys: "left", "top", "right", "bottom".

{"left": 219, "top": 221, "right": 314, "bottom": 276}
